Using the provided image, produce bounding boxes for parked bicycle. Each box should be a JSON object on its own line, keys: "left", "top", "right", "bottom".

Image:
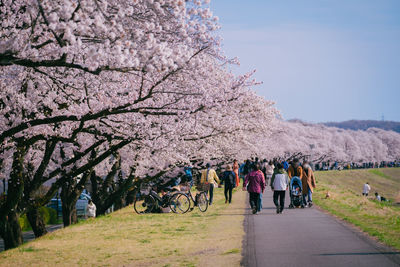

{"left": 172, "top": 184, "right": 208, "bottom": 213}
{"left": 133, "top": 182, "right": 189, "bottom": 214}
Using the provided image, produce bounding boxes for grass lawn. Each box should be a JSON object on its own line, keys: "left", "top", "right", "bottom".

{"left": 313, "top": 168, "right": 400, "bottom": 250}
{"left": 0, "top": 188, "right": 246, "bottom": 267}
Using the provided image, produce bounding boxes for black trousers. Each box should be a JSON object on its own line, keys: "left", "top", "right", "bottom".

{"left": 224, "top": 185, "right": 233, "bottom": 203}
{"left": 273, "top": 190, "right": 286, "bottom": 211}
{"left": 249, "top": 192, "right": 260, "bottom": 211}
{"left": 208, "top": 184, "right": 214, "bottom": 204}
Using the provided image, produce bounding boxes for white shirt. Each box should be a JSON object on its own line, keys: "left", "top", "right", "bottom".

{"left": 363, "top": 184, "right": 371, "bottom": 194}
{"left": 87, "top": 203, "right": 96, "bottom": 217}
{"left": 265, "top": 164, "right": 275, "bottom": 175}
{"left": 272, "top": 173, "right": 289, "bottom": 191}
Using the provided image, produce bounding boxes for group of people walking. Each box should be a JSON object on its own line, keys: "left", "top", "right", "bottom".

{"left": 197, "top": 158, "right": 316, "bottom": 214}
{"left": 242, "top": 158, "right": 317, "bottom": 214}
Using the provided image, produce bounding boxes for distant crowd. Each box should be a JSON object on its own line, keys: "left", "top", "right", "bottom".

{"left": 315, "top": 160, "right": 400, "bottom": 171}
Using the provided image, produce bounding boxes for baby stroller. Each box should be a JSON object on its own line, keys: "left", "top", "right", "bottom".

{"left": 289, "top": 176, "right": 305, "bottom": 208}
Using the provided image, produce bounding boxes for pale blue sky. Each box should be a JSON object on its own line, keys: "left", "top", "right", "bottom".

{"left": 210, "top": 0, "right": 400, "bottom": 122}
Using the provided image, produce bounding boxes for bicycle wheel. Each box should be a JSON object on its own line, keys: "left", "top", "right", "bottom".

{"left": 169, "top": 193, "right": 190, "bottom": 214}
{"left": 134, "top": 195, "right": 156, "bottom": 214}
{"left": 197, "top": 192, "right": 208, "bottom": 212}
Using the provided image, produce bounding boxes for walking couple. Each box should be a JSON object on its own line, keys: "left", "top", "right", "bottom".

{"left": 243, "top": 162, "right": 289, "bottom": 214}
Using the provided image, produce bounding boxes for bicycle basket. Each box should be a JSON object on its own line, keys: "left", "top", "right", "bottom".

{"left": 196, "top": 183, "right": 210, "bottom": 192}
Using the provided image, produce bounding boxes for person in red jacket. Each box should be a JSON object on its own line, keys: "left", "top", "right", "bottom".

{"left": 243, "top": 163, "right": 265, "bottom": 214}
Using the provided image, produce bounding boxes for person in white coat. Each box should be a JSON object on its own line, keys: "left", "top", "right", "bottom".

{"left": 86, "top": 199, "right": 96, "bottom": 218}
{"left": 265, "top": 160, "right": 275, "bottom": 187}
{"left": 270, "top": 163, "right": 289, "bottom": 214}
{"left": 362, "top": 182, "right": 371, "bottom": 196}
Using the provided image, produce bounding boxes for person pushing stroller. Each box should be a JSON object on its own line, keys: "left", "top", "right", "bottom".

{"left": 289, "top": 176, "right": 304, "bottom": 208}
{"left": 287, "top": 159, "right": 305, "bottom": 208}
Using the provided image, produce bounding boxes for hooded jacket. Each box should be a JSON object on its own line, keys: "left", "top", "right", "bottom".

{"left": 270, "top": 168, "right": 289, "bottom": 191}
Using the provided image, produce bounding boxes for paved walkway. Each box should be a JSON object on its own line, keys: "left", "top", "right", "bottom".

{"left": 243, "top": 189, "right": 400, "bottom": 267}
{"left": 0, "top": 224, "right": 62, "bottom": 252}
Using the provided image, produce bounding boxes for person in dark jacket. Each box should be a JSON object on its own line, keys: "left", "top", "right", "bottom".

{"left": 243, "top": 159, "right": 252, "bottom": 177}
{"left": 221, "top": 165, "right": 236, "bottom": 203}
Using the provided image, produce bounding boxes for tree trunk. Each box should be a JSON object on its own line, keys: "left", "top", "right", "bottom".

{"left": 0, "top": 145, "right": 25, "bottom": 250}
{"left": 61, "top": 202, "right": 77, "bottom": 227}
{"left": 61, "top": 181, "right": 78, "bottom": 227}
{"left": 125, "top": 190, "right": 136, "bottom": 206}
{"left": 60, "top": 176, "right": 82, "bottom": 227}
{"left": 0, "top": 211, "right": 23, "bottom": 250}
{"left": 26, "top": 208, "right": 47, "bottom": 238}
{"left": 113, "top": 196, "right": 126, "bottom": 212}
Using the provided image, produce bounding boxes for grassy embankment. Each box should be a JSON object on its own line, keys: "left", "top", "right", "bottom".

{"left": 314, "top": 168, "right": 400, "bottom": 250}
{"left": 0, "top": 188, "right": 246, "bottom": 267}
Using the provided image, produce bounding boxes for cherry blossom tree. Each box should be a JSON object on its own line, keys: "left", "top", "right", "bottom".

{"left": 262, "top": 120, "right": 400, "bottom": 165}
{"left": 0, "top": 0, "right": 282, "bottom": 249}
{"left": 0, "top": 0, "right": 225, "bottom": 249}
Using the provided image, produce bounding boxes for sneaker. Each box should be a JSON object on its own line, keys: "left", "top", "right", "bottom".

{"left": 252, "top": 207, "right": 257, "bottom": 214}
{"left": 276, "top": 207, "right": 280, "bottom": 214}
{"left": 308, "top": 202, "right": 313, "bottom": 207}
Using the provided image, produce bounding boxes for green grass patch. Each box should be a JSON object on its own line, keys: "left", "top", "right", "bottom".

{"left": 368, "top": 169, "right": 391, "bottom": 179}
{"left": 222, "top": 248, "right": 240, "bottom": 255}
{"left": 18, "top": 207, "right": 59, "bottom": 232}
{"left": 0, "top": 188, "right": 246, "bottom": 267}
{"left": 314, "top": 168, "right": 400, "bottom": 250}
